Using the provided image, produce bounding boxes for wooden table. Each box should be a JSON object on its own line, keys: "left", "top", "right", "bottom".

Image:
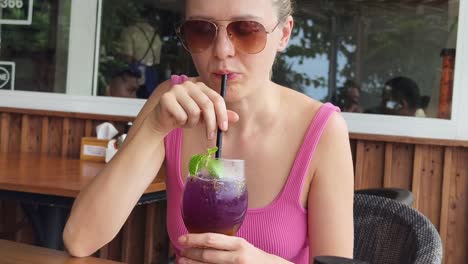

{"left": 0, "top": 153, "right": 166, "bottom": 250}
{"left": 0, "top": 239, "right": 124, "bottom": 264}
{"left": 0, "top": 153, "right": 165, "bottom": 197}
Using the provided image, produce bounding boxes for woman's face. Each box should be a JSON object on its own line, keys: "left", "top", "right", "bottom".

{"left": 185, "top": 0, "right": 292, "bottom": 102}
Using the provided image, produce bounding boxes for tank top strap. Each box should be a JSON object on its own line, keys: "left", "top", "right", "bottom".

{"left": 283, "top": 103, "right": 341, "bottom": 203}
{"left": 165, "top": 74, "right": 187, "bottom": 177}
{"left": 164, "top": 128, "right": 183, "bottom": 186}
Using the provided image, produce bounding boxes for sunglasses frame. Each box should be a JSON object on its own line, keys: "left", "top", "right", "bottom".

{"left": 175, "top": 19, "right": 284, "bottom": 54}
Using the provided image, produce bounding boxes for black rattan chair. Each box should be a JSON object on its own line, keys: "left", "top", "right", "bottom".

{"left": 353, "top": 194, "right": 442, "bottom": 264}
{"left": 355, "top": 188, "right": 414, "bottom": 206}
{"left": 314, "top": 256, "right": 367, "bottom": 264}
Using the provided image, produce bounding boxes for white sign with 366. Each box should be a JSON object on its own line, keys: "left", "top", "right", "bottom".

{"left": 1, "top": 0, "right": 24, "bottom": 9}
{"left": 0, "top": 0, "right": 33, "bottom": 25}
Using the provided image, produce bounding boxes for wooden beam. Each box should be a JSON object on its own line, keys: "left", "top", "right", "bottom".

{"left": 85, "top": 120, "right": 94, "bottom": 137}
{"left": 20, "top": 115, "right": 30, "bottom": 153}
{"left": 0, "top": 107, "right": 134, "bottom": 122}
{"left": 61, "top": 118, "right": 70, "bottom": 157}
{"left": 439, "top": 146, "right": 452, "bottom": 247}
{"left": 354, "top": 141, "right": 365, "bottom": 189}
{"left": 0, "top": 113, "right": 11, "bottom": 153}
{"left": 411, "top": 145, "right": 423, "bottom": 209}
{"left": 383, "top": 143, "right": 393, "bottom": 187}
{"left": 350, "top": 132, "right": 468, "bottom": 148}
{"left": 144, "top": 204, "right": 156, "bottom": 264}
{"left": 41, "top": 117, "right": 49, "bottom": 153}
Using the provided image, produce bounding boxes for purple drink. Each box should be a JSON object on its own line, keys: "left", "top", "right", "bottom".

{"left": 182, "top": 162, "right": 247, "bottom": 236}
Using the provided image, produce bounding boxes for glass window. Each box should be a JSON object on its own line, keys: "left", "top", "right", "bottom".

{"left": 97, "top": 0, "right": 194, "bottom": 99}
{"left": 273, "top": 0, "right": 459, "bottom": 119}
{"left": 97, "top": 0, "right": 459, "bottom": 120}
{"left": 0, "top": 0, "right": 71, "bottom": 93}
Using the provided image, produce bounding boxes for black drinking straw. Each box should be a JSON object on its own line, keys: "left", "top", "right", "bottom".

{"left": 215, "top": 75, "right": 227, "bottom": 158}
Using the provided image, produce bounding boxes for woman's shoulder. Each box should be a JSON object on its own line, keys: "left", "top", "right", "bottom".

{"left": 279, "top": 85, "right": 321, "bottom": 110}
{"left": 279, "top": 85, "right": 332, "bottom": 122}
{"left": 279, "top": 85, "right": 348, "bottom": 139}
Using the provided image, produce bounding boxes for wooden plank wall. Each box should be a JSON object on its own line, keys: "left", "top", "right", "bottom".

{"left": 351, "top": 136, "right": 467, "bottom": 264}
{"left": 0, "top": 107, "right": 467, "bottom": 264}
{"left": 0, "top": 108, "right": 169, "bottom": 264}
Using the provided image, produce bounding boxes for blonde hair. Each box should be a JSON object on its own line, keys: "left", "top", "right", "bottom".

{"left": 182, "top": 0, "right": 294, "bottom": 20}
{"left": 273, "top": 0, "right": 294, "bottom": 21}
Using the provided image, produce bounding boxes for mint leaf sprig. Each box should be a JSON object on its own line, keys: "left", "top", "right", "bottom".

{"left": 188, "top": 147, "right": 223, "bottom": 178}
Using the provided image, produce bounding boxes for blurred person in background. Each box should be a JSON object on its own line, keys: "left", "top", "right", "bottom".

{"left": 366, "top": 76, "right": 426, "bottom": 117}
{"left": 117, "top": 4, "right": 163, "bottom": 98}
{"left": 106, "top": 69, "right": 140, "bottom": 98}
{"left": 336, "top": 80, "right": 363, "bottom": 113}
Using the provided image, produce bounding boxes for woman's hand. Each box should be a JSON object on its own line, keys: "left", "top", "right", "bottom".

{"left": 178, "top": 233, "right": 290, "bottom": 264}
{"left": 148, "top": 81, "right": 239, "bottom": 139}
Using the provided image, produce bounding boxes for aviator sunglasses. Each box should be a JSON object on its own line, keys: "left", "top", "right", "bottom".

{"left": 176, "top": 19, "right": 283, "bottom": 54}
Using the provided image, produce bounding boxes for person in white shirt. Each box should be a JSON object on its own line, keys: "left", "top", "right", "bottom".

{"left": 117, "top": 15, "right": 163, "bottom": 98}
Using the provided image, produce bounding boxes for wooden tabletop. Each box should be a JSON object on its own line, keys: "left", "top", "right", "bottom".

{"left": 0, "top": 239, "right": 124, "bottom": 264}
{"left": 0, "top": 153, "right": 165, "bottom": 197}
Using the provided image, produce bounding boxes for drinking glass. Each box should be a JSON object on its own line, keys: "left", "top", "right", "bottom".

{"left": 181, "top": 159, "right": 247, "bottom": 235}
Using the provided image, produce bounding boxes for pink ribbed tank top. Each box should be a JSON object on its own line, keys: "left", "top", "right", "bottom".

{"left": 164, "top": 102, "right": 339, "bottom": 263}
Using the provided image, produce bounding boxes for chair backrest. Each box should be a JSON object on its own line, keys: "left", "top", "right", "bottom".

{"left": 314, "top": 256, "right": 368, "bottom": 264}
{"left": 354, "top": 194, "right": 442, "bottom": 264}
{"left": 354, "top": 188, "right": 414, "bottom": 206}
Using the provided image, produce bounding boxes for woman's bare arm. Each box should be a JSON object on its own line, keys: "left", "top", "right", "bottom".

{"left": 308, "top": 113, "right": 354, "bottom": 261}
{"left": 63, "top": 81, "right": 172, "bottom": 257}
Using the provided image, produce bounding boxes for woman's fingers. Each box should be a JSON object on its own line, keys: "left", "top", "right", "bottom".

{"left": 227, "top": 110, "right": 240, "bottom": 124}
{"left": 178, "top": 257, "right": 207, "bottom": 264}
{"left": 156, "top": 81, "right": 239, "bottom": 138}
{"left": 173, "top": 88, "right": 203, "bottom": 128}
{"left": 180, "top": 248, "right": 234, "bottom": 264}
{"left": 178, "top": 234, "right": 246, "bottom": 264}
{"left": 186, "top": 83, "right": 218, "bottom": 140}
{"left": 159, "top": 92, "right": 188, "bottom": 127}
{"left": 200, "top": 84, "right": 229, "bottom": 131}
{"left": 179, "top": 233, "right": 242, "bottom": 251}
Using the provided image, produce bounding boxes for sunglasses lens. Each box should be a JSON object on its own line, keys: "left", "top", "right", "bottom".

{"left": 180, "top": 20, "right": 216, "bottom": 53}
{"left": 178, "top": 20, "right": 269, "bottom": 54}
{"left": 228, "top": 21, "right": 267, "bottom": 54}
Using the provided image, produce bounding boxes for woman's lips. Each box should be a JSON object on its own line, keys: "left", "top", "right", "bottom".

{"left": 213, "top": 73, "right": 239, "bottom": 81}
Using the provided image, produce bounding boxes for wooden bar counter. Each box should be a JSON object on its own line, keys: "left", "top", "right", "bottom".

{"left": 0, "top": 152, "right": 169, "bottom": 264}
{"left": 0, "top": 239, "right": 124, "bottom": 264}
{"left": 0, "top": 153, "right": 165, "bottom": 197}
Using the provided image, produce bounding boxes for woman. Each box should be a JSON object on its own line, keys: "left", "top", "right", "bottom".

{"left": 63, "top": 0, "right": 354, "bottom": 263}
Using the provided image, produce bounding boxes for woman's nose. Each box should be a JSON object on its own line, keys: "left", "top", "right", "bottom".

{"left": 213, "top": 27, "right": 236, "bottom": 59}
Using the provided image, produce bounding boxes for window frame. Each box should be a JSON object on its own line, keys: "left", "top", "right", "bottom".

{"left": 0, "top": 0, "right": 467, "bottom": 140}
